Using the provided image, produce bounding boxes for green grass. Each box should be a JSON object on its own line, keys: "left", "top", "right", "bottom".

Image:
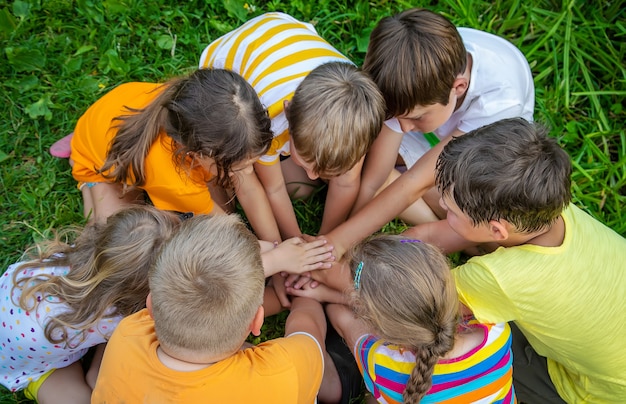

{"left": 1, "top": 0, "right": 624, "bottom": 402}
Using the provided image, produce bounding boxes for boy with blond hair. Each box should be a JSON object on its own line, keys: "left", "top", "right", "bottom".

{"left": 200, "top": 12, "right": 385, "bottom": 242}
{"left": 92, "top": 214, "right": 326, "bottom": 403}
{"left": 348, "top": 7, "right": 534, "bottom": 226}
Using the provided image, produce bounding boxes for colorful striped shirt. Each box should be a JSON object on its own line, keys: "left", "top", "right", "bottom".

{"left": 355, "top": 322, "right": 515, "bottom": 403}
{"left": 199, "top": 12, "right": 351, "bottom": 164}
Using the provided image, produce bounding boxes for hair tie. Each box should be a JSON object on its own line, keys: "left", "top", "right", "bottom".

{"left": 400, "top": 239, "right": 422, "bottom": 243}
{"left": 353, "top": 261, "right": 364, "bottom": 290}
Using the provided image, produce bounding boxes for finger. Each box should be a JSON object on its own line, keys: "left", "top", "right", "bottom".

{"left": 303, "top": 238, "right": 328, "bottom": 250}
{"left": 293, "top": 276, "right": 311, "bottom": 289}
{"left": 284, "top": 274, "right": 301, "bottom": 288}
{"left": 285, "top": 287, "right": 307, "bottom": 297}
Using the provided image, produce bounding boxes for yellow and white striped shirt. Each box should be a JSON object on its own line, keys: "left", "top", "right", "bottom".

{"left": 199, "top": 12, "right": 351, "bottom": 164}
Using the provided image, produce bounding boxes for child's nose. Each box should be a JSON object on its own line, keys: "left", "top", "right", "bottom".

{"left": 398, "top": 118, "right": 417, "bottom": 133}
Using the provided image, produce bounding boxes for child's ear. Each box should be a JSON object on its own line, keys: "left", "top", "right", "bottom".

{"left": 146, "top": 293, "right": 154, "bottom": 319}
{"left": 249, "top": 306, "right": 265, "bottom": 337}
{"left": 452, "top": 76, "right": 469, "bottom": 97}
{"left": 488, "top": 220, "right": 509, "bottom": 241}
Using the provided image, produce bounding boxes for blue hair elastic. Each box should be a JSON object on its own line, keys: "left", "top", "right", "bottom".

{"left": 353, "top": 261, "right": 364, "bottom": 290}
{"left": 400, "top": 239, "right": 422, "bottom": 243}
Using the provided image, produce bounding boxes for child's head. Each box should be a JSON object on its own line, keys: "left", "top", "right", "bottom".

{"left": 14, "top": 205, "right": 180, "bottom": 346}
{"left": 349, "top": 235, "right": 458, "bottom": 401}
{"left": 148, "top": 214, "right": 265, "bottom": 360}
{"left": 286, "top": 62, "right": 385, "bottom": 178}
{"left": 363, "top": 8, "right": 466, "bottom": 120}
{"left": 165, "top": 69, "right": 272, "bottom": 187}
{"left": 436, "top": 117, "right": 572, "bottom": 234}
{"left": 106, "top": 68, "right": 272, "bottom": 189}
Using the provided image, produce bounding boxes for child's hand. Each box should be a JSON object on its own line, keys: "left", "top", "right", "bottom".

{"left": 270, "top": 273, "right": 291, "bottom": 308}
{"left": 286, "top": 281, "right": 347, "bottom": 305}
{"left": 273, "top": 237, "right": 335, "bottom": 274}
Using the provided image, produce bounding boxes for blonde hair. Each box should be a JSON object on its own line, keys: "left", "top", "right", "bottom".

{"left": 349, "top": 235, "right": 458, "bottom": 402}
{"left": 286, "top": 62, "right": 384, "bottom": 177}
{"left": 149, "top": 214, "right": 264, "bottom": 358}
{"left": 99, "top": 68, "right": 272, "bottom": 190}
{"left": 363, "top": 8, "right": 466, "bottom": 119}
{"left": 12, "top": 206, "right": 180, "bottom": 347}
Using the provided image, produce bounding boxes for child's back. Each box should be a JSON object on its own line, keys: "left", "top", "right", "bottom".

{"left": 92, "top": 214, "right": 325, "bottom": 403}
{"left": 326, "top": 235, "right": 515, "bottom": 403}
{"left": 0, "top": 206, "right": 178, "bottom": 400}
{"left": 434, "top": 118, "right": 626, "bottom": 402}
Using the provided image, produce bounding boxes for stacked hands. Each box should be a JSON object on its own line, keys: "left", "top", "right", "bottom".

{"left": 261, "top": 235, "right": 338, "bottom": 308}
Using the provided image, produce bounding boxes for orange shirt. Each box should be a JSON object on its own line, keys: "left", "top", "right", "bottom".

{"left": 71, "top": 82, "right": 214, "bottom": 214}
{"left": 92, "top": 310, "right": 324, "bottom": 404}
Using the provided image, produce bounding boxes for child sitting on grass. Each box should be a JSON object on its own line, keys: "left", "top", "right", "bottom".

{"left": 323, "top": 7, "right": 534, "bottom": 255}
{"left": 289, "top": 235, "right": 515, "bottom": 403}
{"left": 200, "top": 12, "right": 385, "bottom": 240}
{"left": 428, "top": 118, "right": 626, "bottom": 403}
{"left": 92, "top": 214, "right": 327, "bottom": 403}
{"left": 69, "top": 68, "right": 273, "bottom": 228}
{"left": 0, "top": 206, "right": 179, "bottom": 403}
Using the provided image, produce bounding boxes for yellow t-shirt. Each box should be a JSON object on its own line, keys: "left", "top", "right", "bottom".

{"left": 199, "top": 12, "right": 350, "bottom": 164}
{"left": 92, "top": 309, "right": 324, "bottom": 403}
{"left": 71, "top": 82, "right": 214, "bottom": 214}
{"left": 453, "top": 204, "right": 626, "bottom": 403}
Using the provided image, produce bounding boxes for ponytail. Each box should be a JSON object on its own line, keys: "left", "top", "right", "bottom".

{"left": 100, "top": 69, "right": 272, "bottom": 190}
{"left": 99, "top": 83, "right": 172, "bottom": 187}
{"left": 348, "top": 234, "right": 459, "bottom": 403}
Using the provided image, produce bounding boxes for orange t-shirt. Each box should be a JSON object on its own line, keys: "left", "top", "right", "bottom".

{"left": 92, "top": 309, "right": 324, "bottom": 403}
{"left": 71, "top": 82, "right": 214, "bottom": 214}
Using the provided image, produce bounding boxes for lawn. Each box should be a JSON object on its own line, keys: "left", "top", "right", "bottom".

{"left": 1, "top": 0, "right": 624, "bottom": 402}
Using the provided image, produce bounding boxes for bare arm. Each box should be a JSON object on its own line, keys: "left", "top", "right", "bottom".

{"left": 284, "top": 296, "right": 327, "bottom": 352}
{"left": 351, "top": 125, "right": 404, "bottom": 215}
{"left": 234, "top": 169, "right": 281, "bottom": 242}
{"left": 318, "top": 157, "right": 364, "bottom": 235}
{"left": 255, "top": 162, "right": 302, "bottom": 239}
{"left": 325, "top": 137, "right": 448, "bottom": 259}
{"left": 325, "top": 303, "right": 369, "bottom": 353}
{"left": 402, "top": 219, "right": 478, "bottom": 254}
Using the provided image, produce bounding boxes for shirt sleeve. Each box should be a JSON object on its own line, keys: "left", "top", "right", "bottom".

{"left": 285, "top": 332, "right": 324, "bottom": 403}
{"left": 453, "top": 261, "right": 518, "bottom": 324}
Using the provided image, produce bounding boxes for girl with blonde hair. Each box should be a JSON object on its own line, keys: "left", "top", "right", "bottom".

{"left": 0, "top": 206, "right": 179, "bottom": 403}
{"left": 292, "top": 235, "right": 515, "bottom": 403}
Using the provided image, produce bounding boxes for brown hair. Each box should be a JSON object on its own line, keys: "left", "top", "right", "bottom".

{"left": 436, "top": 118, "right": 572, "bottom": 232}
{"left": 149, "top": 214, "right": 264, "bottom": 357}
{"left": 349, "top": 235, "right": 458, "bottom": 402}
{"left": 286, "top": 62, "right": 384, "bottom": 177}
{"left": 363, "top": 8, "right": 466, "bottom": 119}
{"left": 12, "top": 206, "right": 180, "bottom": 347}
{"left": 100, "top": 68, "right": 272, "bottom": 189}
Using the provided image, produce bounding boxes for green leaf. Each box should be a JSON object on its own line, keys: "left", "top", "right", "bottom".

{"left": 12, "top": 0, "right": 30, "bottom": 19}
{"left": 103, "top": 0, "right": 132, "bottom": 14}
{"left": 223, "top": 0, "right": 248, "bottom": 23}
{"left": 0, "top": 8, "right": 17, "bottom": 34}
{"left": 0, "top": 149, "right": 8, "bottom": 163}
{"left": 103, "top": 48, "right": 129, "bottom": 75}
{"left": 25, "top": 95, "right": 54, "bottom": 120}
{"left": 4, "top": 75, "right": 39, "bottom": 93}
{"left": 5, "top": 47, "right": 45, "bottom": 72}
{"left": 64, "top": 56, "right": 83, "bottom": 73}
{"left": 76, "top": 76, "right": 101, "bottom": 93}
{"left": 73, "top": 45, "right": 96, "bottom": 56}
{"left": 156, "top": 34, "right": 174, "bottom": 50}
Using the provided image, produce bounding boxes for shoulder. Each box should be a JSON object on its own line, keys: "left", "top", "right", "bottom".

{"left": 284, "top": 332, "right": 323, "bottom": 357}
